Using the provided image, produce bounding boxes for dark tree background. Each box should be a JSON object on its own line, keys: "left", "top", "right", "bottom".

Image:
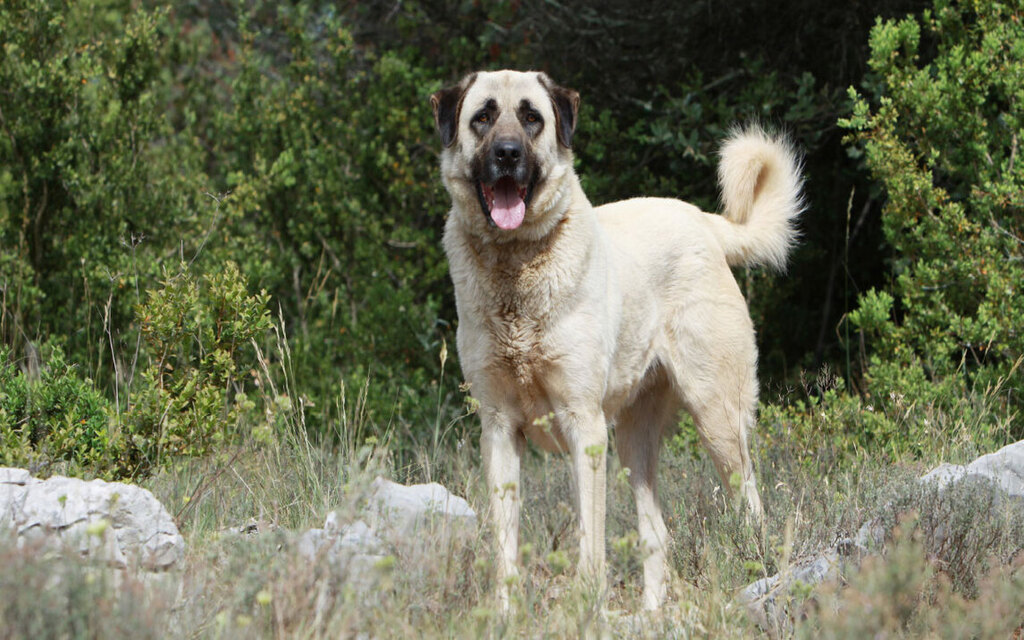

{"left": 338, "top": 0, "right": 928, "bottom": 384}
{"left": 18, "top": 0, "right": 1020, "bottom": 471}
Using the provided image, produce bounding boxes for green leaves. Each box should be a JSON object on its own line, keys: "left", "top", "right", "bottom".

{"left": 0, "top": 346, "right": 115, "bottom": 473}
{"left": 1, "top": 0, "right": 459, "bottom": 457}
{"left": 130, "top": 262, "right": 271, "bottom": 469}
{"left": 841, "top": 0, "right": 1024, "bottom": 434}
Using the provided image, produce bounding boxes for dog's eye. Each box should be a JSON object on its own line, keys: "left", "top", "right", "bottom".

{"left": 525, "top": 112, "right": 540, "bottom": 124}
{"left": 474, "top": 112, "right": 490, "bottom": 124}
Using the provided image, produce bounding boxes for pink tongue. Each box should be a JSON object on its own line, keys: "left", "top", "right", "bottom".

{"left": 491, "top": 179, "right": 526, "bottom": 230}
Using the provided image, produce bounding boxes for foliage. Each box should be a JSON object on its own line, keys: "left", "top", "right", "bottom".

{"left": 0, "top": 0, "right": 205, "bottom": 375}
{"left": 204, "top": 4, "right": 455, "bottom": 427}
{"left": 5, "top": 407, "right": 1021, "bottom": 638}
{"left": 0, "top": 262, "right": 272, "bottom": 477}
{"left": 1, "top": 0, "right": 461, "bottom": 461}
{"left": 123, "top": 262, "right": 272, "bottom": 475}
{"left": 0, "top": 542, "right": 171, "bottom": 640}
{"left": 841, "top": 0, "right": 1024, "bottom": 438}
{"left": 0, "top": 345, "right": 115, "bottom": 472}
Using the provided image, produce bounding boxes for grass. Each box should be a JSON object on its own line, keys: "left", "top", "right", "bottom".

{"left": 3, "top": 387, "right": 1022, "bottom": 639}
{"left": 2, "top": 319, "right": 1022, "bottom": 638}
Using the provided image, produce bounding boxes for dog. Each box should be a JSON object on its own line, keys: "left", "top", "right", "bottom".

{"left": 430, "top": 70, "right": 803, "bottom": 611}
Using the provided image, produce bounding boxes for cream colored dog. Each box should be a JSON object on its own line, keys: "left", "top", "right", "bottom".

{"left": 430, "top": 70, "right": 803, "bottom": 610}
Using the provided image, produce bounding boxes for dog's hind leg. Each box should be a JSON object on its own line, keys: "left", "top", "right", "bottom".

{"left": 615, "top": 371, "right": 677, "bottom": 610}
{"left": 663, "top": 315, "right": 764, "bottom": 523}
{"left": 686, "top": 371, "right": 764, "bottom": 523}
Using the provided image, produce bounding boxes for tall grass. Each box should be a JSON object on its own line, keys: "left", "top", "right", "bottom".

{"left": 6, "top": 394, "right": 1022, "bottom": 638}
{"left": 2, "top": 319, "right": 1022, "bottom": 638}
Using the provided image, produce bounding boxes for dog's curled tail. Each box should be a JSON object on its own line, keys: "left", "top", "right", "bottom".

{"left": 711, "top": 126, "right": 804, "bottom": 271}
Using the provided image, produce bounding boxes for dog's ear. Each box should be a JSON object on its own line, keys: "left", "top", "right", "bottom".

{"left": 430, "top": 73, "right": 476, "bottom": 148}
{"left": 540, "top": 74, "right": 580, "bottom": 149}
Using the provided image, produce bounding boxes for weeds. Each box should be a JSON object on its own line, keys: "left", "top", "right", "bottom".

{"left": 3, "top": 382, "right": 1023, "bottom": 638}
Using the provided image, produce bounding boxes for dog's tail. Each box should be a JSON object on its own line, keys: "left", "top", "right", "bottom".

{"left": 709, "top": 126, "right": 804, "bottom": 271}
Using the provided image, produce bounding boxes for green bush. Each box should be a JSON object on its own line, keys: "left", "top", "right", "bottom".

{"left": 0, "top": 262, "right": 272, "bottom": 478}
{"left": 0, "top": 0, "right": 460, "bottom": 452}
{"left": 841, "top": 0, "right": 1024, "bottom": 437}
{"left": 0, "top": 346, "right": 115, "bottom": 473}
{"left": 124, "top": 262, "right": 272, "bottom": 474}
{"left": 0, "top": 0, "right": 206, "bottom": 376}
{"left": 204, "top": 5, "right": 455, "bottom": 428}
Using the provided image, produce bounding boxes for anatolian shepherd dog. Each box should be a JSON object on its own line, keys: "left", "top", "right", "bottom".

{"left": 430, "top": 70, "right": 803, "bottom": 611}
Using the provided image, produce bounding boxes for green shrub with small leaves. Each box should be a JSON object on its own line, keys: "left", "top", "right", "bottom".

{"left": 203, "top": 4, "right": 457, "bottom": 432}
{"left": 840, "top": 0, "right": 1024, "bottom": 439}
{"left": 0, "top": 261, "right": 272, "bottom": 477}
{"left": 0, "top": 346, "right": 115, "bottom": 473}
{"left": 0, "top": 0, "right": 206, "bottom": 375}
{"left": 0, "top": 0, "right": 460, "bottom": 455}
{"left": 124, "top": 262, "right": 272, "bottom": 474}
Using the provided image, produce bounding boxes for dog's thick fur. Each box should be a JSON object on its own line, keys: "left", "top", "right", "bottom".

{"left": 431, "top": 70, "right": 803, "bottom": 610}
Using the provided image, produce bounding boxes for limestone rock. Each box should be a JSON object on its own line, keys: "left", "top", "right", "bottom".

{"left": 294, "top": 477, "right": 477, "bottom": 598}
{"left": 0, "top": 467, "right": 184, "bottom": 571}
{"left": 297, "top": 517, "right": 385, "bottom": 593}
{"left": 365, "top": 476, "right": 477, "bottom": 538}
{"left": 919, "top": 439, "right": 1024, "bottom": 500}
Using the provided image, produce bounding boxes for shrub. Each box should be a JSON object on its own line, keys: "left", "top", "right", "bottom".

{"left": 0, "top": 0, "right": 459, "bottom": 448}
{"left": 203, "top": 4, "right": 457, "bottom": 433}
{"left": 0, "top": 261, "right": 273, "bottom": 478}
{"left": 0, "top": 345, "right": 115, "bottom": 473}
{"left": 840, "top": 0, "right": 1024, "bottom": 438}
{"left": 124, "top": 262, "right": 272, "bottom": 475}
{"left": 0, "top": 0, "right": 206, "bottom": 378}
{"left": 798, "top": 511, "right": 1024, "bottom": 638}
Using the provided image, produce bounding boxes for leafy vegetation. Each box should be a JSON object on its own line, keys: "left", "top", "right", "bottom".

{"left": 0, "top": 345, "right": 113, "bottom": 472}
{"left": 1, "top": 0, "right": 1023, "bottom": 634}
{"left": 841, "top": 0, "right": 1024, "bottom": 440}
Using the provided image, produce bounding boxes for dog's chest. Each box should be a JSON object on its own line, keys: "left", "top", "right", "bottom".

{"left": 449, "top": 219, "right": 585, "bottom": 391}
{"left": 484, "top": 269, "right": 555, "bottom": 387}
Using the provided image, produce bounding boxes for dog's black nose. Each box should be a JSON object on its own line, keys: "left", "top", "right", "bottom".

{"left": 493, "top": 139, "right": 523, "bottom": 168}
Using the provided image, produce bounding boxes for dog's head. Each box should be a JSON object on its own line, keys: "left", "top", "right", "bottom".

{"left": 431, "top": 70, "right": 580, "bottom": 238}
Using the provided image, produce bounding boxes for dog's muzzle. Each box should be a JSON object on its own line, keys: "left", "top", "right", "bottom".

{"left": 476, "top": 138, "right": 534, "bottom": 230}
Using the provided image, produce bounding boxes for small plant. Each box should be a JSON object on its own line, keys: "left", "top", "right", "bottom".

{"left": 0, "top": 345, "right": 115, "bottom": 474}
{"left": 797, "top": 515, "right": 1024, "bottom": 639}
{"left": 124, "top": 261, "right": 271, "bottom": 474}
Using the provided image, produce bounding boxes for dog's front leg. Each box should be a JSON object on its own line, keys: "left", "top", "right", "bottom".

{"left": 480, "top": 413, "right": 524, "bottom": 611}
{"left": 566, "top": 411, "right": 608, "bottom": 592}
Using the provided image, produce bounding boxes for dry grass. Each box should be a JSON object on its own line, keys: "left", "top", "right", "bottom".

{"left": 2, "top": 389, "right": 1022, "bottom": 638}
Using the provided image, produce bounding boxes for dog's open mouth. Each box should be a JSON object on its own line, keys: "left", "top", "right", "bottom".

{"left": 477, "top": 176, "right": 528, "bottom": 230}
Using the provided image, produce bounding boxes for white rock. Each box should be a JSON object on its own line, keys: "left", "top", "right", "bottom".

{"left": 0, "top": 467, "right": 31, "bottom": 485}
{"left": 920, "top": 439, "right": 1024, "bottom": 499}
{"left": 739, "top": 541, "right": 865, "bottom": 632}
{"left": 366, "top": 476, "right": 476, "bottom": 537}
{"left": 0, "top": 468, "right": 184, "bottom": 571}
{"left": 297, "top": 518, "right": 385, "bottom": 593}
{"left": 295, "top": 478, "right": 477, "bottom": 599}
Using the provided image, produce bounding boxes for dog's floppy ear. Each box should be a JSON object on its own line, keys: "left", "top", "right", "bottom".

{"left": 430, "top": 73, "right": 476, "bottom": 148}
{"left": 540, "top": 74, "right": 580, "bottom": 149}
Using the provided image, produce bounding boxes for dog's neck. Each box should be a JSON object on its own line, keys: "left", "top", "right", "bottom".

{"left": 453, "top": 175, "right": 592, "bottom": 264}
{"left": 445, "top": 185, "right": 597, "bottom": 320}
